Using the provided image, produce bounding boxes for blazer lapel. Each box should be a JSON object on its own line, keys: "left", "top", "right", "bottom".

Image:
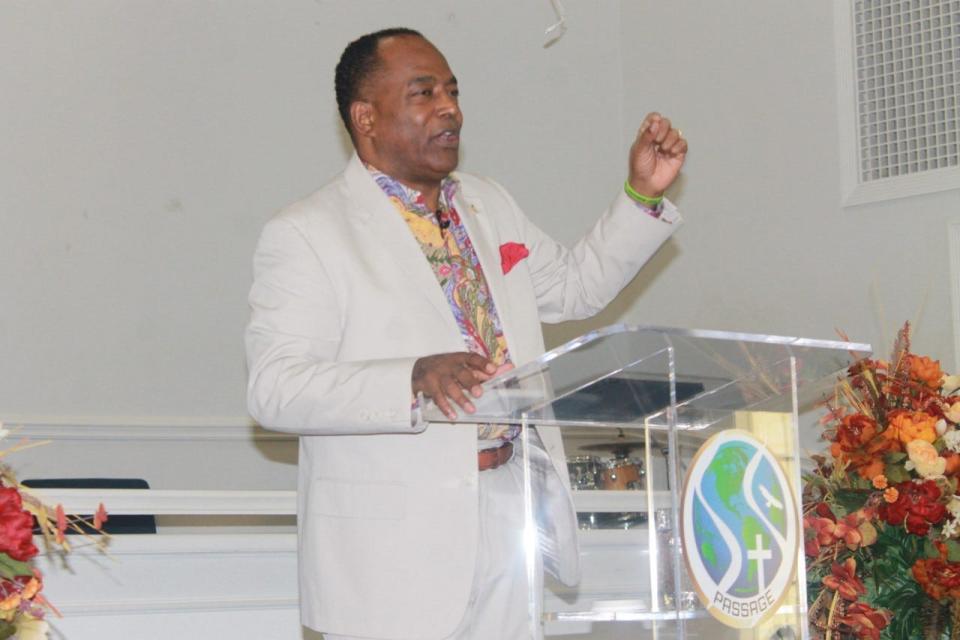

{"left": 343, "top": 154, "right": 460, "bottom": 338}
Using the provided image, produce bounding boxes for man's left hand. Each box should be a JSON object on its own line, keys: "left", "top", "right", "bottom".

{"left": 627, "top": 112, "right": 688, "bottom": 199}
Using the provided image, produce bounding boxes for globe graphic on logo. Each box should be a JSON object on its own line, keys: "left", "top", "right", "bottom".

{"left": 681, "top": 430, "right": 797, "bottom": 628}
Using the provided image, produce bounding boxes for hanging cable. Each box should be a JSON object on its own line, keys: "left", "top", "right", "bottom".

{"left": 544, "top": 0, "right": 567, "bottom": 46}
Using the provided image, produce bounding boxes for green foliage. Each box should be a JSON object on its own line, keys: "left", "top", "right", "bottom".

{"left": 875, "top": 574, "right": 928, "bottom": 640}
{"left": 807, "top": 564, "right": 830, "bottom": 606}
{"left": 833, "top": 488, "right": 872, "bottom": 515}
{"left": 0, "top": 552, "right": 33, "bottom": 580}
{"left": 867, "top": 525, "right": 935, "bottom": 640}
{"left": 0, "top": 621, "right": 14, "bottom": 640}
{"left": 885, "top": 463, "right": 911, "bottom": 483}
{"left": 803, "top": 471, "right": 828, "bottom": 490}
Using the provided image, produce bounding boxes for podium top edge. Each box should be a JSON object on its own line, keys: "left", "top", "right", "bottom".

{"left": 552, "top": 324, "right": 872, "bottom": 356}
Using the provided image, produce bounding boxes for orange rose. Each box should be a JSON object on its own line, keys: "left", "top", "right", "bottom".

{"left": 909, "top": 355, "right": 944, "bottom": 389}
{"left": 908, "top": 354, "right": 944, "bottom": 389}
{"left": 856, "top": 458, "right": 886, "bottom": 481}
{"left": 888, "top": 410, "right": 938, "bottom": 444}
{"left": 0, "top": 592, "right": 20, "bottom": 611}
{"left": 945, "top": 452, "right": 960, "bottom": 476}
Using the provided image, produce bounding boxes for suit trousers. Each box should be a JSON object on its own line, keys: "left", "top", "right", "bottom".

{"left": 323, "top": 441, "right": 544, "bottom": 640}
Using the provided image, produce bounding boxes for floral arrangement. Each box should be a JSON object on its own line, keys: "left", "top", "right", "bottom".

{"left": 804, "top": 324, "right": 960, "bottom": 640}
{"left": 0, "top": 424, "right": 107, "bottom": 639}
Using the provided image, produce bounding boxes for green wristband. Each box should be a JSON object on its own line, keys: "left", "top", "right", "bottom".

{"left": 624, "top": 181, "right": 664, "bottom": 207}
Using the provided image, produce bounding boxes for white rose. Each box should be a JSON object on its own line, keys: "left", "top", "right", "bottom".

{"left": 943, "top": 374, "right": 960, "bottom": 395}
{"left": 937, "top": 419, "right": 949, "bottom": 436}
{"left": 945, "top": 430, "right": 960, "bottom": 453}
{"left": 13, "top": 617, "right": 49, "bottom": 640}
{"left": 906, "top": 439, "right": 947, "bottom": 478}
{"left": 946, "top": 401, "right": 960, "bottom": 424}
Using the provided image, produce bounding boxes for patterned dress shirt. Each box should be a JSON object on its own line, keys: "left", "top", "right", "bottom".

{"left": 368, "top": 166, "right": 519, "bottom": 447}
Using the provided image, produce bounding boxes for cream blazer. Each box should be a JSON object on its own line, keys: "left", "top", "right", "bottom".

{"left": 245, "top": 153, "right": 681, "bottom": 638}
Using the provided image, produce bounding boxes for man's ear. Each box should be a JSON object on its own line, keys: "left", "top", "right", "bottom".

{"left": 350, "top": 101, "right": 375, "bottom": 138}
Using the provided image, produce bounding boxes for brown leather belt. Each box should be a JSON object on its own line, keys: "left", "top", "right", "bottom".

{"left": 478, "top": 441, "right": 514, "bottom": 471}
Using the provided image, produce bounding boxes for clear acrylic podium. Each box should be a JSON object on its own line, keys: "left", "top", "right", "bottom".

{"left": 422, "top": 325, "right": 871, "bottom": 639}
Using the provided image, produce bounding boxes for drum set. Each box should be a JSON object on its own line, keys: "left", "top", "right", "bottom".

{"left": 566, "top": 438, "right": 646, "bottom": 492}
{"left": 567, "top": 454, "right": 644, "bottom": 491}
{"left": 567, "top": 431, "right": 647, "bottom": 529}
{"left": 567, "top": 438, "right": 648, "bottom": 530}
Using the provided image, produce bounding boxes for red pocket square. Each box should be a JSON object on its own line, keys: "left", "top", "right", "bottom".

{"left": 500, "top": 242, "right": 529, "bottom": 275}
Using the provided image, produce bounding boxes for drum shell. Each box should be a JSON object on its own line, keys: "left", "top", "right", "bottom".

{"left": 566, "top": 455, "right": 602, "bottom": 490}
{"left": 599, "top": 458, "right": 644, "bottom": 490}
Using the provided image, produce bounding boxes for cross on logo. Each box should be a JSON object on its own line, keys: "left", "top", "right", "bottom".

{"left": 747, "top": 534, "right": 772, "bottom": 591}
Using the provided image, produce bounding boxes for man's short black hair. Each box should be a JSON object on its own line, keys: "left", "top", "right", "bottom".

{"left": 335, "top": 27, "right": 424, "bottom": 138}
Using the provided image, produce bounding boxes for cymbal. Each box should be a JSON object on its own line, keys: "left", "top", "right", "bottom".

{"left": 580, "top": 440, "right": 649, "bottom": 454}
{"left": 579, "top": 432, "right": 706, "bottom": 455}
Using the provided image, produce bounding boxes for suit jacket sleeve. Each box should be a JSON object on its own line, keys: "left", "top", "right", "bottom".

{"left": 245, "top": 216, "right": 422, "bottom": 435}
{"left": 488, "top": 181, "right": 681, "bottom": 323}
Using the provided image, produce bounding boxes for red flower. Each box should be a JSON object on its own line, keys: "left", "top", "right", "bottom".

{"left": 815, "top": 502, "right": 836, "bottom": 520}
{"left": 804, "top": 506, "right": 878, "bottom": 556}
{"left": 834, "top": 517, "right": 863, "bottom": 549}
{"left": 0, "top": 487, "right": 38, "bottom": 562}
{"left": 93, "top": 502, "right": 108, "bottom": 531}
{"left": 828, "top": 413, "right": 897, "bottom": 480}
{"left": 499, "top": 242, "right": 529, "bottom": 275}
{"left": 822, "top": 558, "right": 867, "bottom": 601}
{"left": 837, "top": 602, "right": 892, "bottom": 640}
{"left": 804, "top": 514, "right": 836, "bottom": 556}
{"left": 55, "top": 504, "right": 67, "bottom": 544}
{"left": 835, "top": 414, "right": 879, "bottom": 451}
{"left": 880, "top": 480, "right": 947, "bottom": 536}
{"left": 913, "top": 543, "right": 960, "bottom": 600}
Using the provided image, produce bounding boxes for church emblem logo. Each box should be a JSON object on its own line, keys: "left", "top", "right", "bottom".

{"left": 680, "top": 430, "right": 798, "bottom": 628}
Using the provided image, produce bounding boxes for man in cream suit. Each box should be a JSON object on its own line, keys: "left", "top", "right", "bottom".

{"left": 246, "top": 28, "right": 687, "bottom": 639}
